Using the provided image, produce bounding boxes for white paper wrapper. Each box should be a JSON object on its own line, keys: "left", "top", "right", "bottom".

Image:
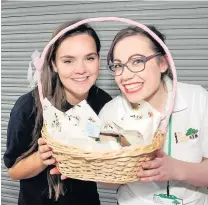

{"left": 43, "top": 99, "right": 121, "bottom": 151}
{"left": 100, "top": 100, "right": 161, "bottom": 146}
{"left": 43, "top": 98, "right": 161, "bottom": 151}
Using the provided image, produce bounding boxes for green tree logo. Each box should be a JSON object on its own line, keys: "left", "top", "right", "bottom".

{"left": 186, "top": 128, "right": 197, "bottom": 136}
{"left": 186, "top": 128, "right": 198, "bottom": 139}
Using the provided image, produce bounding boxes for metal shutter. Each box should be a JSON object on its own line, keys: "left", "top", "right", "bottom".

{"left": 2, "top": 1, "right": 208, "bottom": 205}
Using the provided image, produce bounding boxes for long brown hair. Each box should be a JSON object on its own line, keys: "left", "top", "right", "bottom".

{"left": 107, "top": 26, "right": 172, "bottom": 79}
{"left": 15, "top": 19, "right": 101, "bottom": 200}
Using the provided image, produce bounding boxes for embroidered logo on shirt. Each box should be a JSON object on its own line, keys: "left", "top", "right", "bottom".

{"left": 174, "top": 128, "right": 198, "bottom": 144}
{"left": 185, "top": 128, "right": 198, "bottom": 139}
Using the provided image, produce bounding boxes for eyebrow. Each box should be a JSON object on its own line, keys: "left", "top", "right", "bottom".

{"left": 113, "top": 59, "right": 122, "bottom": 62}
{"left": 60, "top": 55, "right": 75, "bottom": 59}
{"left": 113, "top": 54, "right": 145, "bottom": 63}
{"left": 86, "top": 52, "right": 98, "bottom": 57}
{"left": 60, "top": 52, "right": 98, "bottom": 59}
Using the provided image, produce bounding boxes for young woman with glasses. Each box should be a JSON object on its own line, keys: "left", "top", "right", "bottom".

{"left": 99, "top": 26, "right": 208, "bottom": 205}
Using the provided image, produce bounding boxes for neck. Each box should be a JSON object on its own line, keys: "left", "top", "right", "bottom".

{"left": 146, "top": 81, "right": 168, "bottom": 112}
{"left": 65, "top": 89, "right": 89, "bottom": 105}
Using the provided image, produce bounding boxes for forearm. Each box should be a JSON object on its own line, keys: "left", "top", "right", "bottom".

{"left": 177, "top": 158, "right": 208, "bottom": 187}
{"left": 8, "top": 151, "right": 47, "bottom": 180}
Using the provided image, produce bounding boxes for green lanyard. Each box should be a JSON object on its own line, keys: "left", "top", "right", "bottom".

{"left": 167, "top": 114, "right": 172, "bottom": 196}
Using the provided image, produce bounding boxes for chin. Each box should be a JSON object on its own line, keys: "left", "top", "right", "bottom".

{"left": 71, "top": 80, "right": 94, "bottom": 93}
{"left": 122, "top": 90, "right": 142, "bottom": 103}
{"left": 74, "top": 86, "right": 91, "bottom": 96}
{"left": 126, "top": 96, "right": 143, "bottom": 104}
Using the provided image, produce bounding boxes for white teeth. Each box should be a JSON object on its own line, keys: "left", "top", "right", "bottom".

{"left": 73, "top": 77, "right": 88, "bottom": 82}
{"left": 124, "top": 83, "right": 143, "bottom": 91}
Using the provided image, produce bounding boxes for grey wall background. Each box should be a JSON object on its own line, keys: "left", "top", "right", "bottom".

{"left": 2, "top": 1, "right": 208, "bottom": 205}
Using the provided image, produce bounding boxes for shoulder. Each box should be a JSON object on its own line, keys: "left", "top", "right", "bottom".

{"left": 100, "top": 95, "right": 123, "bottom": 111}
{"left": 11, "top": 90, "right": 36, "bottom": 120}
{"left": 91, "top": 85, "right": 112, "bottom": 103}
{"left": 178, "top": 81, "right": 207, "bottom": 93}
{"left": 98, "top": 95, "right": 123, "bottom": 121}
{"left": 177, "top": 82, "right": 207, "bottom": 117}
{"left": 5, "top": 91, "right": 37, "bottom": 168}
{"left": 178, "top": 82, "right": 207, "bottom": 102}
{"left": 87, "top": 85, "right": 112, "bottom": 114}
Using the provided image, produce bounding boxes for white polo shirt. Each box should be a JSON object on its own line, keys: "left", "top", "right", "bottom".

{"left": 98, "top": 77, "right": 208, "bottom": 205}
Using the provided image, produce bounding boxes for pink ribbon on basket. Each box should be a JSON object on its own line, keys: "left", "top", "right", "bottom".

{"left": 32, "top": 17, "right": 177, "bottom": 134}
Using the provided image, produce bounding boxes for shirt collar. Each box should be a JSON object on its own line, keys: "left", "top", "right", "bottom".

{"left": 164, "top": 76, "right": 188, "bottom": 113}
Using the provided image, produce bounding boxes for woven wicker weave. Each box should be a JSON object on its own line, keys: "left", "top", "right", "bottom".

{"left": 41, "top": 125, "right": 164, "bottom": 183}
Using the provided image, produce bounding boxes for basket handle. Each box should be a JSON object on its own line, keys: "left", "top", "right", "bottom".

{"left": 34, "top": 17, "right": 177, "bottom": 133}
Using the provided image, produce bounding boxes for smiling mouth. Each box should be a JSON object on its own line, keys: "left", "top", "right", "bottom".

{"left": 72, "top": 77, "right": 89, "bottom": 82}
{"left": 123, "top": 82, "right": 144, "bottom": 93}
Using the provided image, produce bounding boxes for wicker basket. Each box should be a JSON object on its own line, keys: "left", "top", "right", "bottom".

{"left": 41, "top": 125, "right": 164, "bottom": 184}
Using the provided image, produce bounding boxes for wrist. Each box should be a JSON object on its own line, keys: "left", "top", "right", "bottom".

{"left": 174, "top": 160, "right": 188, "bottom": 181}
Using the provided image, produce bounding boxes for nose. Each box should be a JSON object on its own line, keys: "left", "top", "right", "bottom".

{"left": 120, "top": 65, "right": 135, "bottom": 80}
{"left": 74, "top": 60, "right": 87, "bottom": 74}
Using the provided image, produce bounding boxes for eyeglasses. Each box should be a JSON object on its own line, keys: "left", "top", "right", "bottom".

{"left": 107, "top": 52, "right": 162, "bottom": 76}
